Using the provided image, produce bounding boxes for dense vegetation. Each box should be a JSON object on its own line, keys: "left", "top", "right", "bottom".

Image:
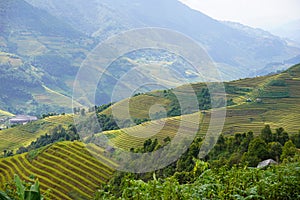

{"left": 0, "top": 174, "right": 49, "bottom": 200}
{"left": 15, "top": 124, "right": 79, "bottom": 155}
{"left": 96, "top": 160, "right": 300, "bottom": 200}
{"left": 0, "top": 123, "right": 299, "bottom": 199}
{"left": 95, "top": 125, "right": 300, "bottom": 199}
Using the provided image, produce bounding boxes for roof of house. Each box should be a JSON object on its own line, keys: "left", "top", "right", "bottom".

{"left": 9, "top": 115, "right": 38, "bottom": 123}
{"left": 257, "top": 159, "right": 278, "bottom": 168}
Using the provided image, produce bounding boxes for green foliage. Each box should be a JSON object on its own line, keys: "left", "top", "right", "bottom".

{"left": 290, "top": 131, "right": 300, "bottom": 148}
{"left": 95, "top": 162, "right": 300, "bottom": 200}
{"left": 0, "top": 191, "right": 12, "bottom": 200}
{"left": 99, "top": 125, "right": 300, "bottom": 199}
{"left": 260, "top": 125, "right": 273, "bottom": 143}
{"left": 268, "top": 79, "right": 287, "bottom": 86}
{"left": 95, "top": 104, "right": 113, "bottom": 113}
{"left": 162, "top": 87, "right": 212, "bottom": 118}
{"left": 3, "top": 150, "right": 14, "bottom": 158}
{"left": 133, "top": 118, "right": 149, "bottom": 125}
{"left": 243, "top": 138, "right": 269, "bottom": 166}
{"left": 1, "top": 175, "right": 50, "bottom": 200}
{"left": 267, "top": 142, "right": 282, "bottom": 162}
{"left": 225, "top": 85, "right": 252, "bottom": 95}
{"left": 97, "top": 114, "right": 119, "bottom": 131}
{"left": 16, "top": 124, "right": 79, "bottom": 155}
{"left": 281, "top": 140, "right": 297, "bottom": 161}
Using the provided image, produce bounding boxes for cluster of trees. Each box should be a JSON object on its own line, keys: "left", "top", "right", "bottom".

{"left": 97, "top": 114, "right": 119, "bottom": 131}
{"left": 41, "top": 112, "right": 63, "bottom": 118}
{"left": 16, "top": 124, "right": 79, "bottom": 155}
{"left": 97, "top": 125, "right": 300, "bottom": 199}
{"left": 3, "top": 150, "right": 14, "bottom": 158}
{"left": 163, "top": 88, "right": 212, "bottom": 117}
{"left": 210, "top": 125, "right": 300, "bottom": 167}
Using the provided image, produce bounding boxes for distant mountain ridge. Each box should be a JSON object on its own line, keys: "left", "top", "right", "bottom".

{"left": 0, "top": 0, "right": 299, "bottom": 115}
{"left": 0, "top": 0, "right": 83, "bottom": 38}
{"left": 26, "top": 0, "right": 300, "bottom": 75}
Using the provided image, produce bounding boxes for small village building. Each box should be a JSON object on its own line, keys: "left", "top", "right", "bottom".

{"left": 257, "top": 159, "right": 278, "bottom": 168}
{"left": 246, "top": 98, "right": 252, "bottom": 102}
{"left": 9, "top": 115, "right": 38, "bottom": 125}
{"left": 256, "top": 98, "right": 263, "bottom": 103}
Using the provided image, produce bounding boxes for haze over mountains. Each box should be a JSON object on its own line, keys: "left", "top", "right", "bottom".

{"left": 0, "top": 0, "right": 299, "bottom": 114}
{"left": 26, "top": 0, "right": 300, "bottom": 73}
{"left": 271, "top": 19, "right": 300, "bottom": 46}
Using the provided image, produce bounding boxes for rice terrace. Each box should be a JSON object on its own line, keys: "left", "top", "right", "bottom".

{"left": 1, "top": 0, "right": 300, "bottom": 199}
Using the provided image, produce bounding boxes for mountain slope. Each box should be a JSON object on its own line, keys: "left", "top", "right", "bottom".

{"left": 0, "top": 0, "right": 82, "bottom": 38}
{"left": 26, "top": 0, "right": 300, "bottom": 77}
{"left": 0, "top": 141, "right": 116, "bottom": 200}
{"left": 94, "top": 64, "right": 300, "bottom": 150}
{"left": 0, "top": 0, "right": 89, "bottom": 114}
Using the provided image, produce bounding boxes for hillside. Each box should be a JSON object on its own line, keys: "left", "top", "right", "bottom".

{"left": 0, "top": 114, "right": 73, "bottom": 154}
{"left": 26, "top": 0, "right": 300, "bottom": 76}
{"left": 0, "top": 0, "right": 299, "bottom": 114}
{"left": 0, "top": 0, "right": 90, "bottom": 114}
{"left": 0, "top": 0, "right": 82, "bottom": 38}
{"left": 0, "top": 65, "right": 299, "bottom": 199}
{"left": 0, "top": 141, "right": 117, "bottom": 199}
{"left": 2, "top": 64, "right": 299, "bottom": 154}
{"left": 94, "top": 64, "right": 300, "bottom": 150}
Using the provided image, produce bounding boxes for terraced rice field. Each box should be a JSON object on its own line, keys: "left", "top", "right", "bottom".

{"left": 101, "top": 94, "right": 171, "bottom": 120}
{"left": 99, "top": 65, "right": 300, "bottom": 148}
{"left": 98, "top": 112, "right": 203, "bottom": 150}
{"left": 0, "top": 114, "right": 74, "bottom": 154}
{"left": 0, "top": 141, "right": 116, "bottom": 200}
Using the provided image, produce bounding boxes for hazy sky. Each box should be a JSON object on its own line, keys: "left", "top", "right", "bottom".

{"left": 179, "top": 0, "right": 300, "bottom": 30}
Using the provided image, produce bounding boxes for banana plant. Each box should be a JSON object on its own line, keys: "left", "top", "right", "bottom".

{"left": 14, "top": 175, "right": 43, "bottom": 200}
{"left": 0, "top": 191, "right": 12, "bottom": 200}
{"left": 0, "top": 175, "right": 46, "bottom": 200}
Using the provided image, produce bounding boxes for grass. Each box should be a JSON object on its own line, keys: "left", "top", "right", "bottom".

{"left": 0, "top": 141, "right": 116, "bottom": 200}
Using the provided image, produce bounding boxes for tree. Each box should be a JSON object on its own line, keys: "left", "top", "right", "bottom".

{"left": 281, "top": 140, "right": 297, "bottom": 161}
{"left": 249, "top": 138, "right": 269, "bottom": 160}
{"left": 260, "top": 125, "right": 273, "bottom": 143}
{"left": 267, "top": 142, "right": 282, "bottom": 162}
{"left": 80, "top": 108, "right": 86, "bottom": 116}
{"left": 240, "top": 131, "right": 254, "bottom": 153}
{"left": 290, "top": 131, "right": 300, "bottom": 148}
{"left": 274, "top": 127, "right": 289, "bottom": 145}
{"left": 243, "top": 137, "right": 269, "bottom": 166}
